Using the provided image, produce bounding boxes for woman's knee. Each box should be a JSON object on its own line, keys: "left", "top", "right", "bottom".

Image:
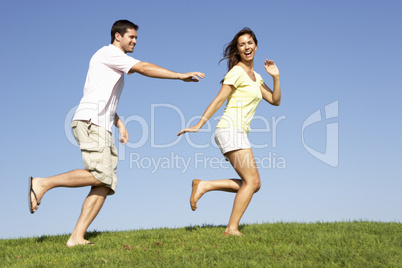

{"left": 254, "top": 181, "right": 261, "bottom": 193}
{"left": 247, "top": 178, "right": 261, "bottom": 193}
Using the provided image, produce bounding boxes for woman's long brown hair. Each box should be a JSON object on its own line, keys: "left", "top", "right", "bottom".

{"left": 219, "top": 27, "right": 258, "bottom": 83}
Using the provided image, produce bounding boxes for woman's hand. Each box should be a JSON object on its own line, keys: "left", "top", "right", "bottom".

{"left": 264, "top": 60, "right": 280, "bottom": 77}
{"left": 177, "top": 125, "right": 201, "bottom": 136}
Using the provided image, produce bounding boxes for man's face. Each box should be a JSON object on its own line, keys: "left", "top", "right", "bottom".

{"left": 117, "top": 28, "right": 137, "bottom": 53}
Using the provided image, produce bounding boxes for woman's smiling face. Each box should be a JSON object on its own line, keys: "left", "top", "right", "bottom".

{"left": 237, "top": 34, "right": 257, "bottom": 63}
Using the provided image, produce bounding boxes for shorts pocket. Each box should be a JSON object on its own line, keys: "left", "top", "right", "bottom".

{"left": 82, "top": 147, "right": 104, "bottom": 171}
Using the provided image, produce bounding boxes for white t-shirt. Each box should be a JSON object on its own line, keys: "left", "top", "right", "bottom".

{"left": 73, "top": 44, "right": 140, "bottom": 132}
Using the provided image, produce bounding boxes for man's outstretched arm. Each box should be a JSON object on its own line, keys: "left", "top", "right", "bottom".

{"left": 129, "top": 62, "right": 205, "bottom": 82}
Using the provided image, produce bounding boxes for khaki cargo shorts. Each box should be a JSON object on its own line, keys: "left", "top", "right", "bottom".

{"left": 71, "top": 120, "right": 118, "bottom": 195}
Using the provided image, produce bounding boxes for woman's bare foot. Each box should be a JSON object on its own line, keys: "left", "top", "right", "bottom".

{"left": 66, "top": 237, "right": 94, "bottom": 247}
{"left": 190, "top": 179, "right": 205, "bottom": 211}
{"left": 223, "top": 230, "right": 245, "bottom": 237}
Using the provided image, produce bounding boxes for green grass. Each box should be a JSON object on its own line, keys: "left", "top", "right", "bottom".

{"left": 1, "top": 221, "right": 401, "bottom": 267}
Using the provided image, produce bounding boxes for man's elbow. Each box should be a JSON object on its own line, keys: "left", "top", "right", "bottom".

{"left": 129, "top": 62, "right": 148, "bottom": 75}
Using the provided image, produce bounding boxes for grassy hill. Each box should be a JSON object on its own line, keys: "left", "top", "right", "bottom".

{"left": 1, "top": 221, "right": 401, "bottom": 267}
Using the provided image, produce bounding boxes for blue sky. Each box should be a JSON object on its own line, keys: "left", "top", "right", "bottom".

{"left": 0, "top": 0, "right": 401, "bottom": 239}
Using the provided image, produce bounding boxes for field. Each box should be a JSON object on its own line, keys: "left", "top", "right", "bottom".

{"left": 1, "top": 221, "right": 401, "bottom": 267}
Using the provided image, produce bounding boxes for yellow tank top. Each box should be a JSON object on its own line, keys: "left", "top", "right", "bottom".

{"left": 216, "top": 66, "right": 264, "bottom": 134}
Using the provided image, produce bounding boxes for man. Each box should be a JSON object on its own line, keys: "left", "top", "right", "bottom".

{"left": 28, "top": 20, "right": 204, "bottom": 247}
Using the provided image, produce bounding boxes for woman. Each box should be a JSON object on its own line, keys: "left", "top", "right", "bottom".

{"left": 177, "top": 27, "right": 281, "bottom": 236}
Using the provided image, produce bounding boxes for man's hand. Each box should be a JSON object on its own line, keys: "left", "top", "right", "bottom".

{"left": 179, "top": 72, "right": 205, "bottom": 82}
{"left": 114, "top": 113, "right": 129, "bottom": 144}
{"left": 118, "top": 126, "right": 129, "bottom": 144}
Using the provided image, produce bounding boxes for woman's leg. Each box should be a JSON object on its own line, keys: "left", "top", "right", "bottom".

{"left": 190, "top": 178, "right": 242, "bottom": 210}
{"left": 190, "top": 148, "right": 260, "bottom": 235}
{"left": 225, "top": 148, "right": 261, "bottom": 235}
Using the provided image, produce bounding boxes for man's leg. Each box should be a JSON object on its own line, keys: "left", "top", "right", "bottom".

{"left": 66, "top": 185, "right": 110, "bottom": 247}
{"left": 30, "top": 169, "right": 104, "bottom": 213}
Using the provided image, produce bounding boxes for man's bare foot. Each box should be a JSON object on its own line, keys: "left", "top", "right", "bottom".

{"left": 190, "top": 179, "right": 205, "bottom": 211}
{"left": 29, "top": 177, "right": 45, "bottom": 213}
{"left": 66, "top": 238, "right": 94, "bottom": 247}
{"left": 223, "top": 230, "right": 245, "bottom": 237}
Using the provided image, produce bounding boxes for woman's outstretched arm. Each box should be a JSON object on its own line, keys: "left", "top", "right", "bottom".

{"left": 177, "top": 84, "right": 234, "bottom": 136}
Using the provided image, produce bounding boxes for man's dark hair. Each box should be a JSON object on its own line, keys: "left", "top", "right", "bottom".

{"left": 111, "top": 20, "right": 139, "bottom": 44}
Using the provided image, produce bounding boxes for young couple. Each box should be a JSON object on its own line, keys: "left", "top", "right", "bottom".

{"left": 29, "top": 20, "right": 280, "bottom": 246}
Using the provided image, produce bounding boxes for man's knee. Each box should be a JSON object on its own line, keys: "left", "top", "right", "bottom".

{"left": 90, "top": 185, "right": 111, "bottom": 196}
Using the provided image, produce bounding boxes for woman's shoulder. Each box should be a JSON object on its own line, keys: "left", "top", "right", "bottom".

{"left": 223, "top": 65, "right": 244, "bottom": 84}
{"left": 228, "top": 65, "right": 243, "bottom": 73}
{"left": 225, "top": 65, "right": 243, "bottom": 78}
